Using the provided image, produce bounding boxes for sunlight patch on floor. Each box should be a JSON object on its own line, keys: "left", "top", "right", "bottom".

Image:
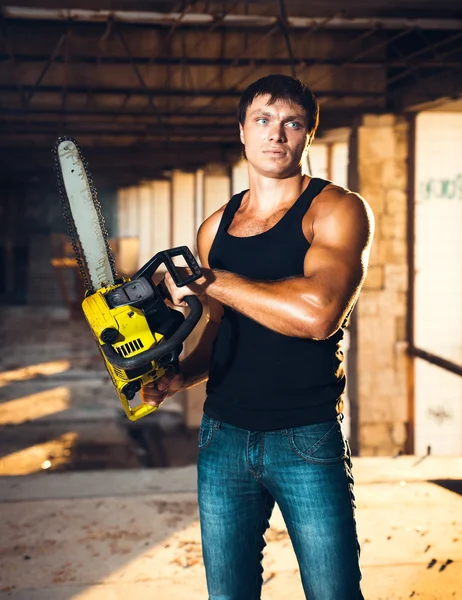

{"left": 0, "top": 360, "right": 71, "bottom": 387}
{"left": 0, "top": 386, "right": 71, "bottom": 425}
{"left": 0, "top": 431, "right": 78, "bottom": 475}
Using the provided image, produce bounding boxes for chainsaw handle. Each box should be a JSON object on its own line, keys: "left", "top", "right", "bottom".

{"left": 101, "top": 295, "right": 203, "bottom": 370}
{"left": 133, "top": 246, "right": 202, "bottom": 288}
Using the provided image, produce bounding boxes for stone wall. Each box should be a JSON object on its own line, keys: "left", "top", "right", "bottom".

{"left": 354, "top": 115, "right": 410, "bottom": 455}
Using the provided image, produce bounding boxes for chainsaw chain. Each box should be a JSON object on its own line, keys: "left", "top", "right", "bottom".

{"left": 52, "top": 136, "right": 118, "bottom": 293}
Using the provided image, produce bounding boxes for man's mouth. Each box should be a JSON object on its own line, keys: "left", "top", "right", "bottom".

{"left": 263, "top": 149, "right": 286, "bottom": 156}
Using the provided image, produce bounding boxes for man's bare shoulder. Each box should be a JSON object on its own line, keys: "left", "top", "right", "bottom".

{"left": 197, "top": 202, "right": 228, "bottom": 267}
{"left": 198, "top": 202, "right": 227, "bottom": 242}
{"left": 305, "top": 182, "right": 375, "bottom": 253}
{"left": 311, "top": 182, "right": 374, "bottom": 227}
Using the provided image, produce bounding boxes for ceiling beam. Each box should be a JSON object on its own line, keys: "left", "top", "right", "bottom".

{"left": 0, "top": 54, "right": 401, "bottom": 67}
{"left": 0, "top": 107, "right": 238, "bottom": 117}
{"left": 3, "top": 7, "right": 462, "bottom": 31}
{"left": 0, "top": 84, "right": 385, "bottom": 98}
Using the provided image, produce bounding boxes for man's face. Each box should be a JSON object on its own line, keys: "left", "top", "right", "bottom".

{"left": 239, "top": 94, "right": 310, "bottom": 178}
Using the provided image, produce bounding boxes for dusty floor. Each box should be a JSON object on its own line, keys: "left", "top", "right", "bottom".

{"left": 0, "top": 307, "right": 461, "bottom": 599}
{"left": 0, "top": 459, "right": 461, "bottom": 599}
{"left": 0, "top": 307, "right": 197, "bottom": 474}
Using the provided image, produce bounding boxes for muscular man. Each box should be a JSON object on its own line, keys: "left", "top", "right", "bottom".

{"left": 142, "top": 74, "right": 374, "bottom": 600}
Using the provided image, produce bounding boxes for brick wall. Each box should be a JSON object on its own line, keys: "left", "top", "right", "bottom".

{"left": 355, "top": 115, "right": 410, "bottom": 455}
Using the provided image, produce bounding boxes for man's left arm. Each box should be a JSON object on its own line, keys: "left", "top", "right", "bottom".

{"left": 166, "top": 189, "right": 374, "bottom": 340}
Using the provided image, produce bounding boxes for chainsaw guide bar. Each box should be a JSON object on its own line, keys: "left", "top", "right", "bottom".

{"left": 53, "top": 137, "right": 117, "bottom": 294}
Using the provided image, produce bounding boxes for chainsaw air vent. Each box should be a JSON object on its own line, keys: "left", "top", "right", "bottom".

{"left": 113, "top": 366, "right": 127, "bottom": 380}
{"left": 116, "top": 338, "right": 144, "bottom": 357}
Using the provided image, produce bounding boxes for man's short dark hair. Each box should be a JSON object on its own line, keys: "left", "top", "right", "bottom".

{"left": 238, "top": 74, "right": 319, "bottom": 140}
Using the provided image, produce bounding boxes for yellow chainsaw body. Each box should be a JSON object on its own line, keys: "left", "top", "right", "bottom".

{"left": 82, "top": 282, "right": 166, "bottom": 421}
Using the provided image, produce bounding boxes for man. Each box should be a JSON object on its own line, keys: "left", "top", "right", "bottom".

{"left": 142, "top": 74, "right": 374, "bottom": 599}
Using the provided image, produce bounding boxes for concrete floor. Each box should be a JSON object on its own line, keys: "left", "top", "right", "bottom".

{"left": 1, "top": 307, "right": 461, "bottom": 599}
{"left": 0, "top": 458, "right": 461, "bottom": 599}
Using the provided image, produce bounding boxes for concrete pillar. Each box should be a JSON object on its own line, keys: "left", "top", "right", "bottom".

{"left": 331, "top": 142, "right": 349, "bottom": 188}
{"left": 138, "top": 184, "right": 155, "bottom": 267}
{"left": 194, "top": 169, "right": 204, "bottom": 246}
{"left": 150, "top": 180, "right": 172, "bottom": 254}
{"left": 117, "top": 179, "right": 172, "bottom": 271}
{"left": 172, "top": 170, "right": 195, "bottom": 251}
{"left": 306, "top": 143, "right": 328, "bottom": 178}
{"left": 351, "top": 114, "right": 409, "bottom": 456}
{"left": 204, "top": 164, "right": 231, "bottom": 219}
{"left": 231, "top": 158, "right": 249, "bottom": 195}
{"left": 116, "top": 187, "right": 140, "bottom": 275}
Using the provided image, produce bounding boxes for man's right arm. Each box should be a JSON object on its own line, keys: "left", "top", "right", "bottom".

{"left": 141, "top": 206, "right": 225, "bottom": 406}
{"left": 178, "top": 295, "right": 223, "bottom": 389}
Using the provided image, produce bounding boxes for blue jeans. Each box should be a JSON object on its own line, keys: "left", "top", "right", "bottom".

{"left": 197, "top": 414, "right": 363, "bottom": 600}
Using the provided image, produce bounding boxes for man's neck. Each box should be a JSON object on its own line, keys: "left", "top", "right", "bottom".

{"left": 244, "top": 167, "right": 310, "bottom": 215}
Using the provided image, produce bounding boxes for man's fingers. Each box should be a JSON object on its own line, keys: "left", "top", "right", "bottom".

{"left": 141, "top": 372, "right": 185, "bottom": 407}
{"left": 164, "top": 272, "right": 192, "bottom": 307}
{"left": 140, "top": 383, "right": 166, "bottom": 406}
{"left": 156, "top": 373, "right": 175, "bottom": 392}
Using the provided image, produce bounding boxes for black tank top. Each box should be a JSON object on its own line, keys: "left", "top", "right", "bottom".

{"left": 204, "top": 177, "right": 346, "bottom": 431}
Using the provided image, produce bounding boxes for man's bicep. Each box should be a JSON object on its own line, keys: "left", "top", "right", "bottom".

{"left": 302, "top": 193, "right": 374, "bottom": 331}
{"left": 303, "top": 244, "right": 366, "bottom": 311}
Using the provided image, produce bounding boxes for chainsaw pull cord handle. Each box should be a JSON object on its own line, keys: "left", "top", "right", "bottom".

{"left": 101, "top": 246, "right": 203, "bottom": 370}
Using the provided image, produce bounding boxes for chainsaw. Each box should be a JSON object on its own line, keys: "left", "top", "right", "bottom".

{"left": 53, "top": 137, "right": 203, "bottom": 421}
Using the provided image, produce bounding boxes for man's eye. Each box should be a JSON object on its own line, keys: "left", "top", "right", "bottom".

{"left": 287, "top": 122, "right": 300, "bottom": 129}
{"left": 257, "top": 118, "right": 267, "bottom": 125}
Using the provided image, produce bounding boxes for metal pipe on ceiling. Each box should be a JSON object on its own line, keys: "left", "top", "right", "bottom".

{"left": 3, "top": 7, "right": 462, "bottom": 30}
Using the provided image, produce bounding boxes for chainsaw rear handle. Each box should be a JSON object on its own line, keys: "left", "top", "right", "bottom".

{"left": 101, "top": 294, "right": 203, "bottom": 370}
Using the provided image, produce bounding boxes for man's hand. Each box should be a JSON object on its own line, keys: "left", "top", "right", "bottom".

{"left": 164, "top": 268, "right": 212, "bottom": 307}
{"left": 140, "top": 372, "right": 185, "bottom": 407}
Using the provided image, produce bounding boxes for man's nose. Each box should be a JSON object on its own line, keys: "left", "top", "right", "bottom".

{"left": 267, "top": 122, "right": 286, "bottom": 142}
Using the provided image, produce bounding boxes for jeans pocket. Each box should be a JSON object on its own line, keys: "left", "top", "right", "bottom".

{"left": 198, "top": 414, "right": 216, "bottom": 450}
{"left": 288, "top": 419, "right": 346, "bottom": 464}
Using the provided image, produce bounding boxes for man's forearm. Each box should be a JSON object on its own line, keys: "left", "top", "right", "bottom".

{"left": 179, "top": 320, "right": 220, "bottom": 389}
{"left": 203, "top": 270, "right": 328, "bottom": 339}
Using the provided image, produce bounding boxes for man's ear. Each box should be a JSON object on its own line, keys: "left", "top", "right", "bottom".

{"left": 239, "top": 123, "right": 245, "bottom": 145}
{"left": 304, "top": 132, "right": 314, "bottom": 153}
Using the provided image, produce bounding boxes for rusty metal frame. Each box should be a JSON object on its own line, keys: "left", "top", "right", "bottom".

{"left": 0, "top": 16, "right": 24, "bottom": 105}
{"left": 388, "top": 31, "right": 462, "bottom": 86}
{"left": 165, "top": 0, "right": 240, "bottom": 93}
{"left": 387, "top": 35, "right": 436, "bottom": 103}
{"left": 278, "top": 0, "right": 297, "bottom": 78}
{"left": 196, "top": 13, "right": 341, "bottom": 117}
{"left": 11, "top": 53, "right": 462, "bottom": 69}
{"left": 115, "top": 27, "right": 164, "bottom": 127}
{"left": 410, "top": 348, "right": 462, "bottom": 378}
{"left": 405, "top": 113, "right": 417, "bottom": 455}
{"left": 309, "top": 26, "right": 414, "bottom": 90}
{"left": 180, "top": 22, "right": 281, "bottom": 113}
{"left": 61, "top": 27, "right": 71, "bottom": 112}
{"left": 24, "top": 26, "right": 70, "bottom": 105}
